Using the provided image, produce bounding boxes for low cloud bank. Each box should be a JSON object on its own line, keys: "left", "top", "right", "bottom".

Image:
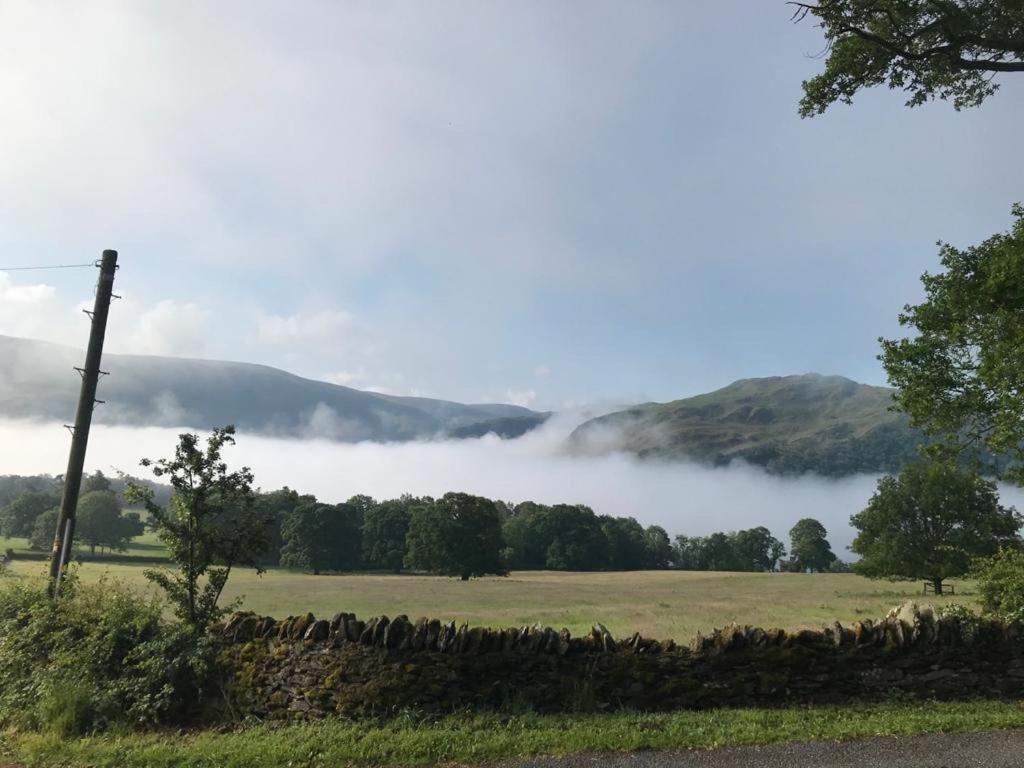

{"left": 2, "top": 414, "right": 1022, "bottom": 558}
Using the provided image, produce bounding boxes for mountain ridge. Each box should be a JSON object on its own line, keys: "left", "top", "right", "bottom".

{"left": 567, "top": 373, "right": 924, "bottom": 476}
{"left": 0, "top": 335, "right": 548, "bottom": 442}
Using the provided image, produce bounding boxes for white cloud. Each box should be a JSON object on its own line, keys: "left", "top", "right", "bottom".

{"left": 0, "top": 274, "right": 55, "bottom": 307}
{"left": 0, "top": 273, "right": 61, "bottom": 338}
{"left": 534, "top": 365, "right": 551, "bottom": 378}
{"left": 321, "top": 369, "right": 365, "bottom": 386}
{"left": 321, "top": 368, "right": 395, "bottom": 395}
{"left": 126, "top": 300, "right": 210, "bottom": 357}
{"left": 504, "top": 389, "right": 537, "bottom": 408}
{"left": 257, "top": 310, "right": 354, "bottom": 345}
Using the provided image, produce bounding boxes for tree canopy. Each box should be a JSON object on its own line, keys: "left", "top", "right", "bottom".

{"left": 28, "top": 508, "right": 59, "bottom": 552}
{"left": 279, "top": 500, "right": 363, "bottom": 574}
{"left": 76, "top": 490, "right": 142, "bottom": 556}
{"left": 852, "top": 459, "right": 1020, "bottom": 593}
{"left": 405, "top": 493, "right": 506, "bottom": 580}
{"left": 880, "top": 206, "right": 1024, "bottom": 484}
{"left": 789, "top": 518, "right": 836, "bottom": 572}
{"left": 0, "top": 490, "right": 60, "bottom": 538}
{"left": 362, "top": 497, "right": 414, "bottom": 573}
{"left": 795, "top": 0, "right": 1024, "bottom": 116}
{"left": 672, "top": 527, "right": 786, "bottom": 572}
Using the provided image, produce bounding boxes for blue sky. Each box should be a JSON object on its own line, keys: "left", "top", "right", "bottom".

{"left": 2, "top": 1, "right": 1022, "bottom": 411}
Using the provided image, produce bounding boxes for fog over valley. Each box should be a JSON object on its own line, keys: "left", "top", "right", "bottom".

{"left": 6, "top": 415, "right": 1020, "bottom": 558}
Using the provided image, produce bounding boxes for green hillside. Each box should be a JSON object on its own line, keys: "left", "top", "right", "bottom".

{"left": 568, "top": 374, "right": 925, "bottom": 476}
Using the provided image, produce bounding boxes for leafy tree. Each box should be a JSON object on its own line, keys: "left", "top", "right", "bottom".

{"left": 501, "top": 502, "right": 551, "bottom": 569}
{"left": 0, "top": 490, "right": 60, "bottom": 538}
{"left": 0, "top": 474, "right": 61, "bottom": 509}
{"left": 789, "top": 518, "right": 836, "bottom": 572}
{"left": 502, "top": 502, "right": 608, "bottom": 571}
{"left": 826, "top": 558, "right": 854, "bottom": 573}
{"left": 852, "top": 460, "right": 1020, "bottom": 594}
{"left": 672, "top": 533, "right": 745, "bottom": 571}
{"left": 403, "top": 502, "right": 448, "bottom": 574}
{"left": 881, "top": 206, "right": 1024, "bottom": 484}
{"left": 279, "top": 500, "right": 363, "bottom": 574}
{"left": 643, "top": 525, "right": 673, "bottom": 569}
{"left": 703, "top": 532, "right": 744, "bottom": 571}
{"left": 252, "top": 487, "right": 307, "bottom": 566}
{"left": 279, "top": 500, "right": 332, "bottom": 574}
{"left": 405, "top": 492, "right": 505, "bottom": 579}
{"left": 672, "top": 535, "right": 704, "bottom": 570}
{"left": 76, "top": 490, "right": 134, "bottom": 556}
{"left": 345, "top": 494, "right": 376, "bottom": 521}
{"left": 28, "top": 508, "right": 59, "bottom": 552}
{"left": 330, "top": 501, "right": 365, "bottom": 571}
{"left": 600, "top": 516, "right": 648, "bottom": 570}
{"left": 543, "top": 506, "right": 609, "bottom": 571}
{"left": 126, "top": 427, "right": 271, "bottom": 629}
{"left": 794, "top": 0, "right": 1024, "bottom": 116}
{"left": 732, "top": 526, "right": 787, "bottom": 572}
{"left": 81, "top": 470, "right": 112, "bottom": 494}
{"left": 362, "top": 498, "right": 412, "bottom": 572}
{"left": 769, "top": 539, "right": 788, "bottom": 571}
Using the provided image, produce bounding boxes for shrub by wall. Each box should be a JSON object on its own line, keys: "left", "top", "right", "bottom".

{"left": 0, "top": 574, "right": 214, "bottom": 732}
{"left": 217, "top": 603, "right": 1024, "bottom": 720}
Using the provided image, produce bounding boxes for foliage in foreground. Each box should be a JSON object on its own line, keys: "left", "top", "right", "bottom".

{"left": 974, "top": 548, "right": 1024, "bottom": 623}
{"left": 127, "top": 426, "right": 271, "bottom": 629}
{"left": 795, "top": 0, "right": 1024, "bottom": 115}
{"left": 852, "top": 460, "right": 1021, "bottom": 593}
{"left": 0, "top": 573, "right": 216, "bottom": 734}
{"left": 881, "top": 205, "right": 1024, "bottom": 485}
{"left": 6, "top": 701, "right": 1024, "bottom": 768}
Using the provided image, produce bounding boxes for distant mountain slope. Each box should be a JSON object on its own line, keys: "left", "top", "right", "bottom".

{"left": 568, "top": 374, "right": 924, "bottom": 476}
{"left": 0, "top": 335, "right": 548, "bottom": 441}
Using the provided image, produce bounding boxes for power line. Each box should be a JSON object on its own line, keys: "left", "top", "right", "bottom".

{"left": 0, "top": 262, "right": 97, "bottom": 272}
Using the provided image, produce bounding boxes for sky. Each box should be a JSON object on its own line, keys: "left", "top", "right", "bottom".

{"left": 2, "top": 1, "right": 1023, "bottom": 411}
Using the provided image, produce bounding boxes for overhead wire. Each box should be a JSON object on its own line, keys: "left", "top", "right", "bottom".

{"left": 0, "top": 262, "right": 97, "bottom": 271}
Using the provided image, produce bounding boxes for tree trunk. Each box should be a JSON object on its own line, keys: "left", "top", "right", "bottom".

{"left": 460, "top": 574, "right": 469, "bottom": 581}
{"left": 933, "top": 577, "right": 944, "bottom": 595}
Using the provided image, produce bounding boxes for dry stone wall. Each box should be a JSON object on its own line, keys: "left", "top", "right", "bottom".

{"left": 216, "top": 603, "right": 1024, "bottom": 720}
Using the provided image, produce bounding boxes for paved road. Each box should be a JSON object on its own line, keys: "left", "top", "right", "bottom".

{"left": 491, "top": 729, "right": 1024, "bottom": 768}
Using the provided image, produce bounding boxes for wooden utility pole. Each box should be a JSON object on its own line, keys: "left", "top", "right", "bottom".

{"left": 49, "top": 250, "right": 118, "bottom": 594}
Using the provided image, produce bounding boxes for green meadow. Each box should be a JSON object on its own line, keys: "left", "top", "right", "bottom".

{"left": 4, "top": 542, "right": 973, "bottom": 641}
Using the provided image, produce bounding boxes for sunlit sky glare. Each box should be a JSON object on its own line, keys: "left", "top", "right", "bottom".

{"left": 2, "top": 1, "right": 1023, "bottom": 410}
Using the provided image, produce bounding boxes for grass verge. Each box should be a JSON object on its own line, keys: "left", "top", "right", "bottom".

{"left": 3, "top": 701, "right": 1024, "bottom": 768}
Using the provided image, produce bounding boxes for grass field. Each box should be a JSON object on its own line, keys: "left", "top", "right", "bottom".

{"left": 1, "top": 530, "right": 168, "bottom": 560}
{"left": 6, "top": 556, "right": 974, "bottom": 641}
{"left": 5, "top": 701, "right": 1024, "bottom": 767}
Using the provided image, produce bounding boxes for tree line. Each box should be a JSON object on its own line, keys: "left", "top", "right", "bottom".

{"left": 0, "top": 471, "right": 144, "bottom": 556}
{"left": 256, "top": 491, "right": 843, "bottom": 578}
{"left": 3, "top": 472, "right": 841, "bottom": 577}
{"left": 260, "top": 491, "right": 676, "bottom": 578}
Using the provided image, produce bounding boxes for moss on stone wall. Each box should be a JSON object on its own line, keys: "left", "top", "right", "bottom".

{"left": 215, "top": 603, "right": 1024, "bottom": 720}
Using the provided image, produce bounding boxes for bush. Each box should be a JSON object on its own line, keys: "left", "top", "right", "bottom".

{"left": 973, "top": 548, "right": 1024, "bottom": 622}
{"left": 0, "top": 571, "right": 218, "bottom": 732}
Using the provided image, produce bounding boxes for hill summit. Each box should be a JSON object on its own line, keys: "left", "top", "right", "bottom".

{"left": 568, "top": 373, "right": 923, "bottom": 476}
